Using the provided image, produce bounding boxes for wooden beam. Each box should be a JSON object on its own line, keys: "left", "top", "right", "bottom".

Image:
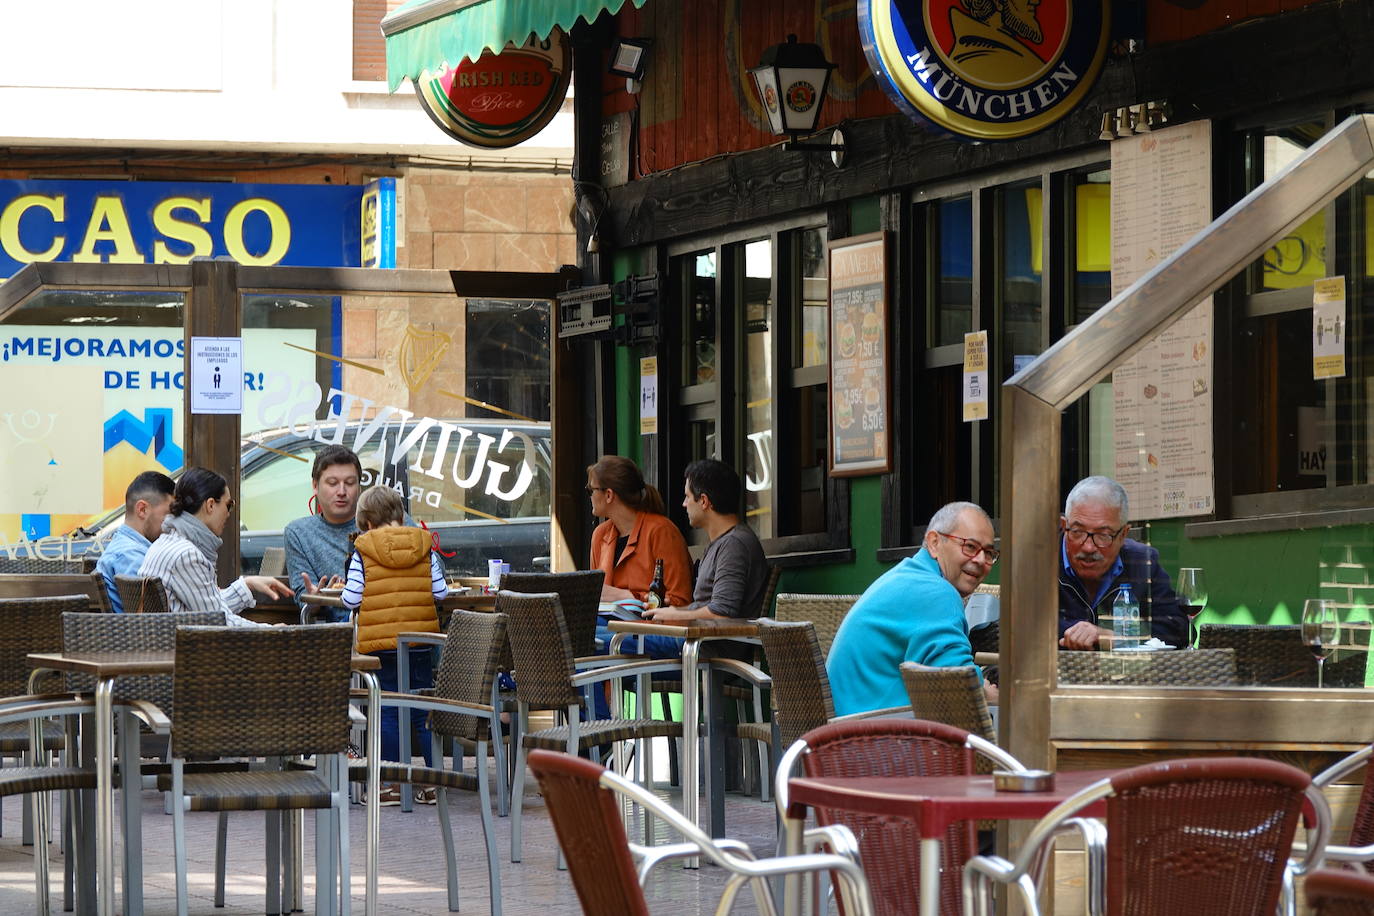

{"left": 186, "top": 260, "right": 242, "bottom": 586}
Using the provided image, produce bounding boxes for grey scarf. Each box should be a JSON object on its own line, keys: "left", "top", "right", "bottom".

{"left": 162, "top": 512, "right": 222, "bottom": 566}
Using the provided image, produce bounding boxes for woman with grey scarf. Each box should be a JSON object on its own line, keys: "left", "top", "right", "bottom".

{"left": 138, "top": 467, "right": 292, "bottom": 624}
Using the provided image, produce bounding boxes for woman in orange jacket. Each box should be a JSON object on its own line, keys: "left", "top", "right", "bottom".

{"left": 587, "top": 455, "right": 693, "bottom": 606}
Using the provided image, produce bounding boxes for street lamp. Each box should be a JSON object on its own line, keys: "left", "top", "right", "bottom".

{"left": 750, "top": 34, "right": 847, "bottom": 167}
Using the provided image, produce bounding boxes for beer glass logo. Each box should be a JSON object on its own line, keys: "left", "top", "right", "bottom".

{"left": 858, "top": 0, "right": 1108, "bottom": 140}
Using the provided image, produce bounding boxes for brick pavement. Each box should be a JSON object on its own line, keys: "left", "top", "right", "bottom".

{"left": 0, "top": 769, "right": 778, "bottom": 914}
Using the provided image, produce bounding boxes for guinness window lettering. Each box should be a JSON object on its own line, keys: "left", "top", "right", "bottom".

{"left": 858, "top": 0, "right": 1109, "bottom": 140}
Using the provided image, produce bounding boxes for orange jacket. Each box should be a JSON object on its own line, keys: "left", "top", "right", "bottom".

{"left": 590, "top": 512, "right": 693, "bottom": 607}
{"left": 354, "top": 526, "right": 440, "bottom": 654}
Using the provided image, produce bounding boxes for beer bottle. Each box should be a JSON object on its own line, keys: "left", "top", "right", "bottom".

{"left": 646, "top": 559, "right": 666, "bottom": 609}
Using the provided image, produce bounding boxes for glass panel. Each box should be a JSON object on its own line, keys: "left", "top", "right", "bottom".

{"left": 687, "top": 414, "right": 717, "bottom": 463}
{"left": 1256, "top": 121, "right": 1327, "bottom": 292}
{"left": 684, "top": 250, "right": 718, "bottom": 386}
{"left": 1000, "top": 180, "right": 1043, "bottom": 378}
{"left": 0, "top": 289, "right": 186, "bottom": 547}
{"left": 932, "top": 195, "right": 973, "bottom": 347}
{"left": 799, "top": 227, "right": 828, "bottom": 368}
{"left": 786, "top": 384, "right": 828, "bottom": 535}
{"left": 1071, "top": 168, "right": 1112, "bottom": 323}
{"left": 740, "top": 238, "right": 774, "bottom": 538}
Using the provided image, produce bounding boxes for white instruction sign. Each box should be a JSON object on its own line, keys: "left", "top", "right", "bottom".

{"left": 189, "top": 336, "right": 243, "bottom": 415}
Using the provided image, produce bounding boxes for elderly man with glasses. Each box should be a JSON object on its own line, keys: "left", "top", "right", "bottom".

{"left": 1058, "top": 476, "right": 1187, "bottom": 650}
{"left": 827, "top": 501, "right": 999, "bottom": 715}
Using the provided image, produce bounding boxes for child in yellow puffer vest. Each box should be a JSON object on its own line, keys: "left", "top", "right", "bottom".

{"left": 341, "top": 486, "right": 447, "bottom": 804}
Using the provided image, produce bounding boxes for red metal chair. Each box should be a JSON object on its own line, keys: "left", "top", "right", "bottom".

{"left": 527, "top": 748, "right": 873, "bottom": 916}
{"left": 964, "top": 757, "right": 1331, "bottom": 916}
{"left": 1313, "top": 743, "right": 1374, "bottom": 872}
{"left": 777, "top": 717, "right": 1026, "bottom": 916}
{"left": 1307, "top": 868, "right": 1374, "bottom": 916}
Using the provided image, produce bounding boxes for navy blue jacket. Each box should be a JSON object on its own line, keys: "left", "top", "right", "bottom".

{"left": 1058, "top": 538, "right": 1187, "bottom": 649}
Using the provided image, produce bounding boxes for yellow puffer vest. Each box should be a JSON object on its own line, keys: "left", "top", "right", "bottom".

{"left": 354, "top": 526, "right": 440, "bottom": 654}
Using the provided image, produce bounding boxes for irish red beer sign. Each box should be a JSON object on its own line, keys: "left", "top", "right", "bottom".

{"left": 858, "top": 0, "right": 1109, "bottom": 140}
{"left": 415, "top": 30, "right": 571, "bottom": 149}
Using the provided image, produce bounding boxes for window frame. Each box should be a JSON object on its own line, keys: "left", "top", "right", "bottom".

{"left": 663, "top": 210, "right": 852, "bottom": 564}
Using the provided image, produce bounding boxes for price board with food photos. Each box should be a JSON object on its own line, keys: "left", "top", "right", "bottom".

{"left": 828, "top": 232, "right": 891, "bottom": 476}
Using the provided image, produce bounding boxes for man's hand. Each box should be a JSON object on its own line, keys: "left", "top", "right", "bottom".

{"left": 244, "top": 576, "right": 294, "bottom": 601}
{"left": 642, "top": 605, "right": 705, "bottom": 623}
{"left": 1059, "top": 621, "right": 1106, "bottom": 650}
{"left": 301, "top": 572, "right": 344, "bottom": 594}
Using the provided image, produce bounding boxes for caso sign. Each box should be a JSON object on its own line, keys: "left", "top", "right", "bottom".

{"left": 415, "top": 30, "right": 572, "bottom": 149}
{"left": 858, "top": 0, "right": 1109, "bottom": 141}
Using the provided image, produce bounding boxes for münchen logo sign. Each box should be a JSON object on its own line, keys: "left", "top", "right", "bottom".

{"left": 859, "top": 0, "right": 1109, "bottom": 141}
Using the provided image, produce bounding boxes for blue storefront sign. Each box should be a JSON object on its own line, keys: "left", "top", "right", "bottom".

{"left": 0, "top": 178, "right": 398, "bottom": 276}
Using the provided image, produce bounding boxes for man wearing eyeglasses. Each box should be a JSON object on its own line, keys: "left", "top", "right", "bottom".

{"left": 1058, "top": 476, "right": 1187, "bottom": 650}
{"left": 827, "top": 501, "right": 998, "bottom": 716}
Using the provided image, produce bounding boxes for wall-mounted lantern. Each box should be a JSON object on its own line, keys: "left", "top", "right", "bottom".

{"left": 750, "top": 34, "right": 848, "bottom": 167}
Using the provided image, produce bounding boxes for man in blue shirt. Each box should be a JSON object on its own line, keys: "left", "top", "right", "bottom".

{"left": 1057, "top": 476, "right": 1187, "bottom": 649}
{"left": 827, "top": 501, "right": 999, "bottom": 716}
{"left": 95, "top": 471, "right": 175, "bottom": 613}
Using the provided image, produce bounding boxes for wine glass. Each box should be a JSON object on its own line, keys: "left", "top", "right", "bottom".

{"left": 1177, "top": 568, "right": 1208, "bottom": 649}
{"left": 1302, "top": 598, "right": 1341, "bottom": 688}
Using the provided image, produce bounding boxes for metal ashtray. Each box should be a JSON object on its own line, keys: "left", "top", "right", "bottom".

{"left": 992, "top": 769, "right": 1055, "bottom": 792}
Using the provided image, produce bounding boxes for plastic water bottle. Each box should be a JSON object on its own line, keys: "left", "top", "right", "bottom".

{"left": 1113, "top": 585, "right": 1142, "bottom": 649}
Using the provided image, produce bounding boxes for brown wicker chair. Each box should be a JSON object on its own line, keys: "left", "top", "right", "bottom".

{"left": 0, "top": 556, "right": 83, "bottom": 574}
{"left": 500, "top": 570, "right": 605, "bottom": 659}
{"left": 774, "top": 593, "right": 861, "bottom": 659}
{"left": 0, "top": 594, "right": 90, "bottom": 905}
{"left": 62, "top": 610, "right": 231, "bottom": 912}
{"left": 1308, "top": 869, "right": 1374, "bottom": 916}
{"left": 1056, "top": 647, "right": 1239, "bottom": 686}
{"left": 113, "top": 574, "right": 171, "bottom": 614}
{"left": 87, "top": 571, "right": 113, "bottom": 613}
{"left": 1198, "top": 623, "right": 1367, "bottom": 686}
{"left": 500, "top": 590, "right": 684, "bottom": 864}
{"left": 783, "top": 718, "right": 1023, "bottom": 916}
{"left": 158, "top": 624, "right": 355, "bottom": 916}
{"left": 257, "top": 546, "right": 287, "bottom": 578}
{"left": 528, "top": 748, "right": 874, "bottom": 916}
{"left": 1311, "top": 743, "right": 1374, "bottom": 875}
{"left": 965, "top": 757, "right": 1331, "bottom": 916}
{"left": 353, "top": 609, "right": 506, "bottom": 913}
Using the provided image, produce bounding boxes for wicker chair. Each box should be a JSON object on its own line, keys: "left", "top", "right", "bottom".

{"left": 964, "top": 757, "right": 1331, "bottom": 916}
{"left": 774, "top": 593, "right": 861, "bottom": 659}
{"left": 1308, "top": 743, "right": 1374, "bottom": 875}
{"left": 62, "top": 610, "right": 231, "bottom": 912}
{"left": 500, "top": 590, "right": 685, "bottom": 864}
{"left": 779, "top": 718, "right": 1024, "bottom": 916}
{"left": 87, "top": 571, "right": 113, "bottom": 613}
{"left": 500, "top": 570, "right": 605, "bottom": 659}
{"left": 1056, "top": 647, "right": 1239, "bottom": 686}
{"left": 1198, "top": 623, "right": 1367, "bottom": 687}
{"left": 352, "top": 609, "right": 506, "bottom": 914}
{"left": 528, "top": 748, "right": 875, "bottom": 916}
{"left": 0, "top": 556, "right": 83, "bottom": 574}
{"left": 1307, "top": 869, "right": 1374, "bottom": 916}
{"left": 0, "top": 695, "right": 101, "bottom": 916}
{"left": 113, "top": 574, "right": 171, "bottom": 614}
{"left": 158, "top": 624, "right": 355, "bottom": 916}
{"left": 0, "top": 594, "right": 88, "bottom": 901}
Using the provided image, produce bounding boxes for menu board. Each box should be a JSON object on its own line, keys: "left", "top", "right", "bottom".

{"left": 1110, "top": 120, "right": 1215, "bottom": 519}
{"left": 828, "top": 232, "right": 891, "bottom": 477}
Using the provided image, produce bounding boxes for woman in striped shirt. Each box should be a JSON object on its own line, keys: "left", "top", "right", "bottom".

{"left": 138, "top": 467, "right": 292, "bottom": 624}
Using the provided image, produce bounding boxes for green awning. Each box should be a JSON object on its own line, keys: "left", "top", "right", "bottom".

{"left": 382, "top": 0, "right": 647, "bottom": 92}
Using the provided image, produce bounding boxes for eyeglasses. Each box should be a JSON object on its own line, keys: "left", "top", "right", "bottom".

{"left": 1063, "top": 525, "right": 1125, "bottom": 549}
{"left": 934, "top": 531, "right": 1000, "bottom": 564}
{"left": 215, "top": 497, "right": 236, "bottom": 512}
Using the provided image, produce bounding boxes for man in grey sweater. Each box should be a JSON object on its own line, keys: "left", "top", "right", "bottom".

{"left": 284, "top": 445, "right": 363, "bottom": 616}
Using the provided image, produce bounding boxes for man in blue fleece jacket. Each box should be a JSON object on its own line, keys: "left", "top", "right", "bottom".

{"left": 827, "top": 501, "right": 999, "bottom": 716}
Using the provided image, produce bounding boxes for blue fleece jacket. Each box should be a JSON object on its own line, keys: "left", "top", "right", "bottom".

{"left": 826, "top": 548, "right": 979, "bottom": 716}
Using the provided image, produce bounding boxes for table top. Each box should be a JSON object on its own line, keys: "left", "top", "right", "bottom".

{"left": 787, "top": 769, "right": 1115, "bottom": 837}
{"left": 300, "top": 588, "right": 494, "bottom": 611}
{"left": 607, "top": 619, "right": 762, "bottom": 639}
{"left": 29, "top": 649, "right": 382, "bottom": 675}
